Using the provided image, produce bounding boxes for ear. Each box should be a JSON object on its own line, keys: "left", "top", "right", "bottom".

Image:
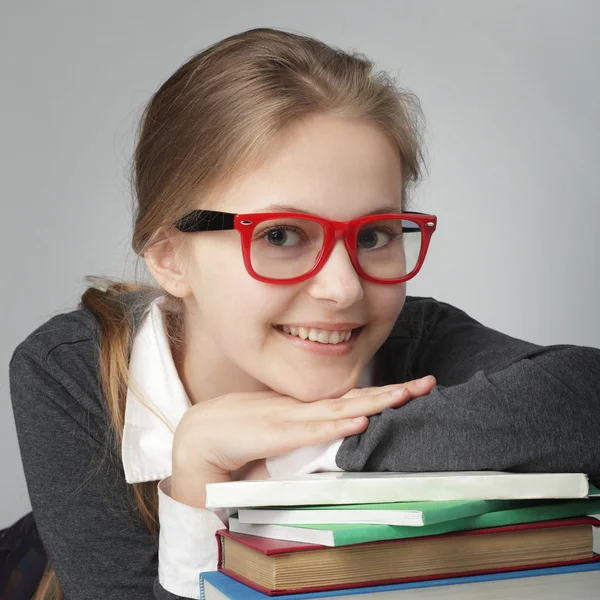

{"left": 143, "top": 230, "right": 192, "bottom": 298}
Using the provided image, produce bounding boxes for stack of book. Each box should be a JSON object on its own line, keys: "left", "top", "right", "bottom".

{"left": 199, "top": 471, "right": 600, "bottom": 599}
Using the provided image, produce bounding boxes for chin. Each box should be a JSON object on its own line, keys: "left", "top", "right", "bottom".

{"left": 278, "top": 376, "right": 359, "bottom": 403}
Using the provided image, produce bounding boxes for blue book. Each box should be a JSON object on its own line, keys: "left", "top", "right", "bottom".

{"left": 200, "top": 562, "right": 600, "bottom": 599}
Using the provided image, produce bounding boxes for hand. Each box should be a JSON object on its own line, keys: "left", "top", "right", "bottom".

{"left": 232, "top": 458, "right": 270, "bottom": 481}
{"left": 231, "top": 376, "right": 439, "bottom": 482}
{"left": 172, "top": 376, "right": 436, "bottom": 481}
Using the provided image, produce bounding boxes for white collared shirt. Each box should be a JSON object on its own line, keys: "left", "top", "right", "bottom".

{"left": 122, "top": 296, "right": 368, "bottom": 598}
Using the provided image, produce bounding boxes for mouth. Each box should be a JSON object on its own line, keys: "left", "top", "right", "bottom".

{"left": 274, "top": 324, "right": 364, "bottom": 345}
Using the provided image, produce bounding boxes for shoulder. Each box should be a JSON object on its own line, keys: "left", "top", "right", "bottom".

{"left": 9, "top": 291, "right": 153, "bottom": 430}
{"left": 388, "top": 295, "right": 471, "bottom": 339}
{"left": 9, "top": 302, "right": 102, "bottom": 402}
{"left": 377, "top": 296, "right": 486, "bottom": 383}
{"left": 9, "top": 304, "right": 105, "bottom": 433}
{"left": 8, "top": 310, "right": 106, "bottom": 468}
{"left": 10, "top": 289, "right": 153, "bottom": 367}
{"left": 11, "top": 304, "right": 99, "bottom": 365}
{"left": 400, "top": 295, "right": 445, "bottom": 321}
{"left": 403, "top": 295, "right": 472, "bottom": 319}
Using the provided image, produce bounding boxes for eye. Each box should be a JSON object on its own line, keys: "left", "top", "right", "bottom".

{"left": 357, "top": 227, "right": 397, "bottom": 250}
{"left": 263, "top": 226, "right": 303, "bottom": 247}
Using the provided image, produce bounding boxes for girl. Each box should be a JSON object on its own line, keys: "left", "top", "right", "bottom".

{"left": 9, "top": 27, "right": 600, "bottom": 600}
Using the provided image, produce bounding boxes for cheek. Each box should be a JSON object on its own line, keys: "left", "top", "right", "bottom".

{"left": 218, "top": 285, "right": 294, "bottom": 333}
{"left": 366, "top": 282, "right": 406, "bottom": 322}
{"left": 189, "top": 245, "right": 296, "bottom": 339}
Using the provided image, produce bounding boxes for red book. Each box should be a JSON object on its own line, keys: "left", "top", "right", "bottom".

{"left": 216, "top": 517, "right": 600, "bottom": 596}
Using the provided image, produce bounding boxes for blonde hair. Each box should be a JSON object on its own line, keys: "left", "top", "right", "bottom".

{"left": 35, "top": 26, "right": 426, "bottom": 598}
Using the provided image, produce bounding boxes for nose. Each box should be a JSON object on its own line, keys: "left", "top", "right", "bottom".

{"left": 306, "top": 239, "right": 364, "bottom": 308}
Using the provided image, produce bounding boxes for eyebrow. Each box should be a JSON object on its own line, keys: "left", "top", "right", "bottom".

{"left": 259, "top": 203, "right": 404, "bottom": 217}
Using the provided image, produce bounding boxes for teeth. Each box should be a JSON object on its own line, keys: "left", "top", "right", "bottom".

{"left": 278, "top": 326, "right": 355, "bottom": 344}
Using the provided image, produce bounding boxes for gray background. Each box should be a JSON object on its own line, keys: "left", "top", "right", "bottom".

{"left": 2, "top": 0, "right": 599, "bottom": 528}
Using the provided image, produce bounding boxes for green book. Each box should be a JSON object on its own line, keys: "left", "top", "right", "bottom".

{"left": 228, "top": 497, "right": 600, "bottom": 547}
{"left": 237, "top": 498, "right": 525, "bottom": 527}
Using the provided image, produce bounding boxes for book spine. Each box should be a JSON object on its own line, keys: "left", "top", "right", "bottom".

{"left": 199, "top": 575, "right": 206, "bottom": 600}
{"left": 216, "top": 532, "right": 226, "bottom": 568}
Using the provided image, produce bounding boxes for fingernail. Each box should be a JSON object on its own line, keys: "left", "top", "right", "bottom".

{"left": 390, "top": 388, "right": 408, "bottom": 399}
{"left": 419, "top": 376, "right": 434, "bottom": 385}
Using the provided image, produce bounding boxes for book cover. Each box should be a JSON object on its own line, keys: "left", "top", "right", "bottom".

{"left": 229, "top": 499, "right": 600, "bottom": 546}
{"left": 204, "top": 471, "right": 589, "bottom": 509}
{"left": 216, "top": 517, "right": 600, "bottom": 595}
{"left": 200, "top": 561, "right": 600, "bottom": 600}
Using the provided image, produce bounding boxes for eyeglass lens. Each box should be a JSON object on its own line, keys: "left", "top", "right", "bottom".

{"left": 249, "top": 216, "right": 422, "bottom": 280}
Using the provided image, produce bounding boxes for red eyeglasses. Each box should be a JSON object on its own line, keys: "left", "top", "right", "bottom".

{"left": 174, "top": 210, "right": 437, "bottom": 284}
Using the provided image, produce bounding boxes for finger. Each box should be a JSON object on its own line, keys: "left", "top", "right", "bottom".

{"left": 269, "top": 378, "right": 437, "bottom": 424}
{"left": 298, "top": 386, "right": 411, "bottom": 422}
{"left": 271, "top": 417, "right": 371, "bottom": 453}
{"left": 400, "top": 375, "right": 437, "bottom": 397}
{"left": 344, "top": 376, "right": 436, "bottom": 399}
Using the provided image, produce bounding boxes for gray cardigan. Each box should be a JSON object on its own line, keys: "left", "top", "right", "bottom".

{"left": 9, "top": 293, "right": 600, "bottom": 599}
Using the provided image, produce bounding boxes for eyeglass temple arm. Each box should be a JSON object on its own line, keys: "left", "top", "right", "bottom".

{"left": 174, "top": 210, "right": 236, "bottom": 232}
{"left": 174, "top": 209, "right": 433, "bottom": 233}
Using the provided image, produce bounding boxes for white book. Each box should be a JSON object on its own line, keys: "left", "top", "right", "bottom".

{"left": 236, "top": 505, "right": 443, "bottom": 527}
{"left": 204, "top": 470, "right": 589, "bottom": 509}
{"left": 228, "top": 516, "right": 338, "bottom": 546}
{"left": 236, "top": 498, "right": 519, "bottom": 527}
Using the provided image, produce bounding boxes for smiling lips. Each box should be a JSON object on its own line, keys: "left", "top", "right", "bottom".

{"left": 275, "top": 321, "right": 363, "bottom": 345}
{"left": 279, "top": 325, "right": 352, "bottom": 345}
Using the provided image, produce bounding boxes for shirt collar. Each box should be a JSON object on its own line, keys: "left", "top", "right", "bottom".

{"left": 122, "top": 296, "right": 191, "bottom": 483}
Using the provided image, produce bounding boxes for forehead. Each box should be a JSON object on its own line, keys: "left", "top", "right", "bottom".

{"left": 207, "top": 115, "right": 403, "bottom": 220}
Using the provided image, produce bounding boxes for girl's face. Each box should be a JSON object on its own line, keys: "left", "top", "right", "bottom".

{"left": 179, "top": 114, "right": 406, "bottom": 401}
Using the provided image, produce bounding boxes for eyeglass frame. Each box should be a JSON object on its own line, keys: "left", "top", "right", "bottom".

{"left": 173, "top": 209, "right": 437, "bottom": 285}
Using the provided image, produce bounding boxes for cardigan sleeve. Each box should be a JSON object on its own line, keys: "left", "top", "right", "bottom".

{"left": 335, "top": 299, "right": 600, "bottom": 484}
{"left": 9, "top": 344, "right": 192, "bottom": 600}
